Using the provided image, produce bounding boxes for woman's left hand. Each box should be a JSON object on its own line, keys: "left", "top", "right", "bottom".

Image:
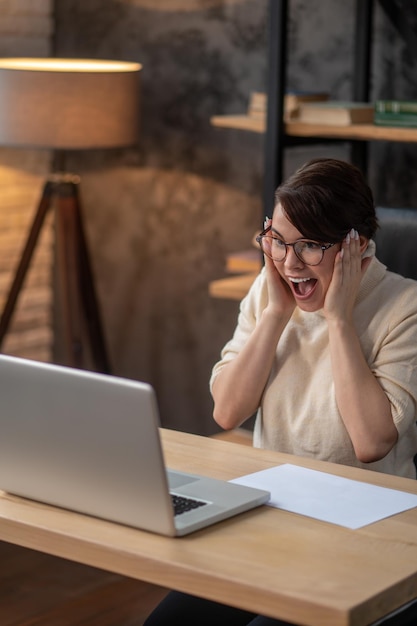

{"left": 323, "top": 228, "right": 371, "bottom": 323}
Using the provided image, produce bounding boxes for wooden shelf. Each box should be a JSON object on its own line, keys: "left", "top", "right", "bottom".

{"left": 211, "top": 115, "right": 417, "bottom": 143}
{"left": 209, "top": 272, "right": 258, "bottom": 301}
{"left": 210, "top": 248, "right": 261, "bottom": 300}
{"left": 211, "top": 115, "right": 266, "bottom": 134}
{"left": 226, "top": 248, "right": 262, "bottom": 274}
{"left": 287, "top": 121, "right": 417, "bottom": 142}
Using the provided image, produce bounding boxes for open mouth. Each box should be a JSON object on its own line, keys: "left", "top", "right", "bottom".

{"left": 289, "top": 277, "right": 318, "bottom": 298}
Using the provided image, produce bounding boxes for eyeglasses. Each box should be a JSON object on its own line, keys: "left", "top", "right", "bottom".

{"left": 256, "top": 226, "right": 336, "bottom": 266}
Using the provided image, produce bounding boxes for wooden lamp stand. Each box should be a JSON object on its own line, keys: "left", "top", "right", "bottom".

{"left": 0, "top": 174, "right": 111, "bottom": 373}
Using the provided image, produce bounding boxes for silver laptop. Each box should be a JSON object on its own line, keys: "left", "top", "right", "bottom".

{"left": 0, "top": 354, "right": 269, "bottom": 536}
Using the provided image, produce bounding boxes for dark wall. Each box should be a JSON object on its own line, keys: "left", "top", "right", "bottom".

{"left": 53, "top": 0, "right": 417, "bottom": 434}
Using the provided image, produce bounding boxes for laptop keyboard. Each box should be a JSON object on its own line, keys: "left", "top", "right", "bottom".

{"left": 171, "top": 493, "right": 208, "bottom": 516}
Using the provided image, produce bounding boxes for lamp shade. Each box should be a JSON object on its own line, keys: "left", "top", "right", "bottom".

{"left": 0, "top": 58, "right": 142, "bottom": 150}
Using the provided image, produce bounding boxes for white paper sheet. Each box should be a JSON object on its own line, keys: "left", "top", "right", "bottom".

{"left": 231, "top": 463, "right": 417, "bottom": 529}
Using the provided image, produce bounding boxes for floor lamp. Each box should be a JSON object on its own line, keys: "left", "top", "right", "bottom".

{"left": 0, "top": 58, "right": 141, "bottom": 373}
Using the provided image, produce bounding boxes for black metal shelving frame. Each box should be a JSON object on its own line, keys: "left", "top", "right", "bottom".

{"left": 263, "top": 0, "right": 374, "bottom": 218}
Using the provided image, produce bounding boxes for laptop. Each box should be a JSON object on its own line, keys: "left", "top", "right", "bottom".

{"left": 0, "top": 354, "right": 269, "bottom": 536}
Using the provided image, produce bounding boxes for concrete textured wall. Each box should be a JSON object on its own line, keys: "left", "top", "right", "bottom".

{"left": 7, "top": 0, "right": 416, "bottom": 433}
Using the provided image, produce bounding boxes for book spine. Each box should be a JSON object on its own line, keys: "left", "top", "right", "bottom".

{"left": 247, "top": 91, "right": 329, "bottom": 118}
{"left": 374, "top": 113, "right": 417, "bottom": 127}
{"left": 375, "top": 100, "right": 417, "bottom": 115}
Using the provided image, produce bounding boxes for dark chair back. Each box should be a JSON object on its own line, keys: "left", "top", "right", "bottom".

{"left": 374, "top": 207, "right": 417, "bottom": 280}
{"left": 374, "top": 207, "right": 417, "bottom": 478}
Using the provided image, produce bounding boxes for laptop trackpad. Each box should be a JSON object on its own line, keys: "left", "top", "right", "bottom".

{"left": 167, "top": 470, "right": 200, "bottom": 489}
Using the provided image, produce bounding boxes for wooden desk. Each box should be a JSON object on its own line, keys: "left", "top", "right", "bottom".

{"left": 0, "top": 429, "right": 417, "bottom": 626}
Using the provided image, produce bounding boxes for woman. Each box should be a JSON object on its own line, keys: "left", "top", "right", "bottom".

{"left": 211, "top": 157, "right": 417, "bottom": 478}
{"left": 144, "top": 158, "right": 417, "bottom": 626}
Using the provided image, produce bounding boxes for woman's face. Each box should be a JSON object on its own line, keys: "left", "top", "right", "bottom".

{"left": 271, "top": 203, "right": 341, "bottom": 312}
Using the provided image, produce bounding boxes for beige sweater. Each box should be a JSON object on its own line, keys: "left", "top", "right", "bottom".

{"left": 211, "top": 247, "right": 417, "bottom": 479}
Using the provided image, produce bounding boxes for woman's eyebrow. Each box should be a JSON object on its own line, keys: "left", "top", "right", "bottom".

{"left": 271, "top": 229, "right": 301, "bottom": 241}
{"left": 271, "top": 229, "right": 322, "bottom": 243}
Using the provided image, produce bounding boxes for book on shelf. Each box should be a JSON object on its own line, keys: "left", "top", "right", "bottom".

{"left": 296, "top": 101, "right": 374, "bottom": 125}
{"left": 374, "top": 100, "right": 417, "bottom": 127}
{"left": 248, "top": 91, "right": 329, "bottom": 121}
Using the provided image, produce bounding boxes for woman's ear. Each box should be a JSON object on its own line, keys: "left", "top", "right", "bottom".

{"left": 359, "top": 235, "right": 369, "bottom": 256}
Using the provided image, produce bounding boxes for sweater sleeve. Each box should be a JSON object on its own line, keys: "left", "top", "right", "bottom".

{"left": 370, "top": 281, "right": 417, "bottom": 436}
{"left": 209, "top": 268, "right": 268, "bottom": 392}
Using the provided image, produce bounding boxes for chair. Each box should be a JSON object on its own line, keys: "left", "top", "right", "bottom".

{"left": 374, "top": 207, "right": 417, "bottom": 280}
{"left": 375, "top": 208, "right": 417, "bottom": 489}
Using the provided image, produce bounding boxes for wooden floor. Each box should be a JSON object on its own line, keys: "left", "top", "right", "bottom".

{"left": 0, "top": 540, "right": 168, "bottom": 625}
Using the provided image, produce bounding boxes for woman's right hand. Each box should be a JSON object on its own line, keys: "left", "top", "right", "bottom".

{"left": 212, "top": 222, "right": 295, "bottom": 430}
{"left": 262, "top": 219, "right": 296, "bottom": 319}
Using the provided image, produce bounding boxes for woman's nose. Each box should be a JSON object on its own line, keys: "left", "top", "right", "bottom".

{"left": 284, "top": 245, "right": 304, "bottom": 269}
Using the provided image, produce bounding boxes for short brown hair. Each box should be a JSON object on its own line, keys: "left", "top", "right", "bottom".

{"left": 274, "top": 158, "right": 378, "bottom": 242}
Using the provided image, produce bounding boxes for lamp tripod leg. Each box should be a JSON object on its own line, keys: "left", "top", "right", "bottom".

{"left": 54, "top": 181, "right": 111, "bottom": 374}
{"left": 0, "top": 180, "right": 55, "bottom": 348}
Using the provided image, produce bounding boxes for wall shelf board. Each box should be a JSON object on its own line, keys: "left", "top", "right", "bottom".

{"left": 209, "top": 273, "right": 258, "bottom": 301}
{"left": 210, "top": 115, "right": 265, "bottom": 134}
{"left": 211, "top": 115, "right": 417, "bottom": 143}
